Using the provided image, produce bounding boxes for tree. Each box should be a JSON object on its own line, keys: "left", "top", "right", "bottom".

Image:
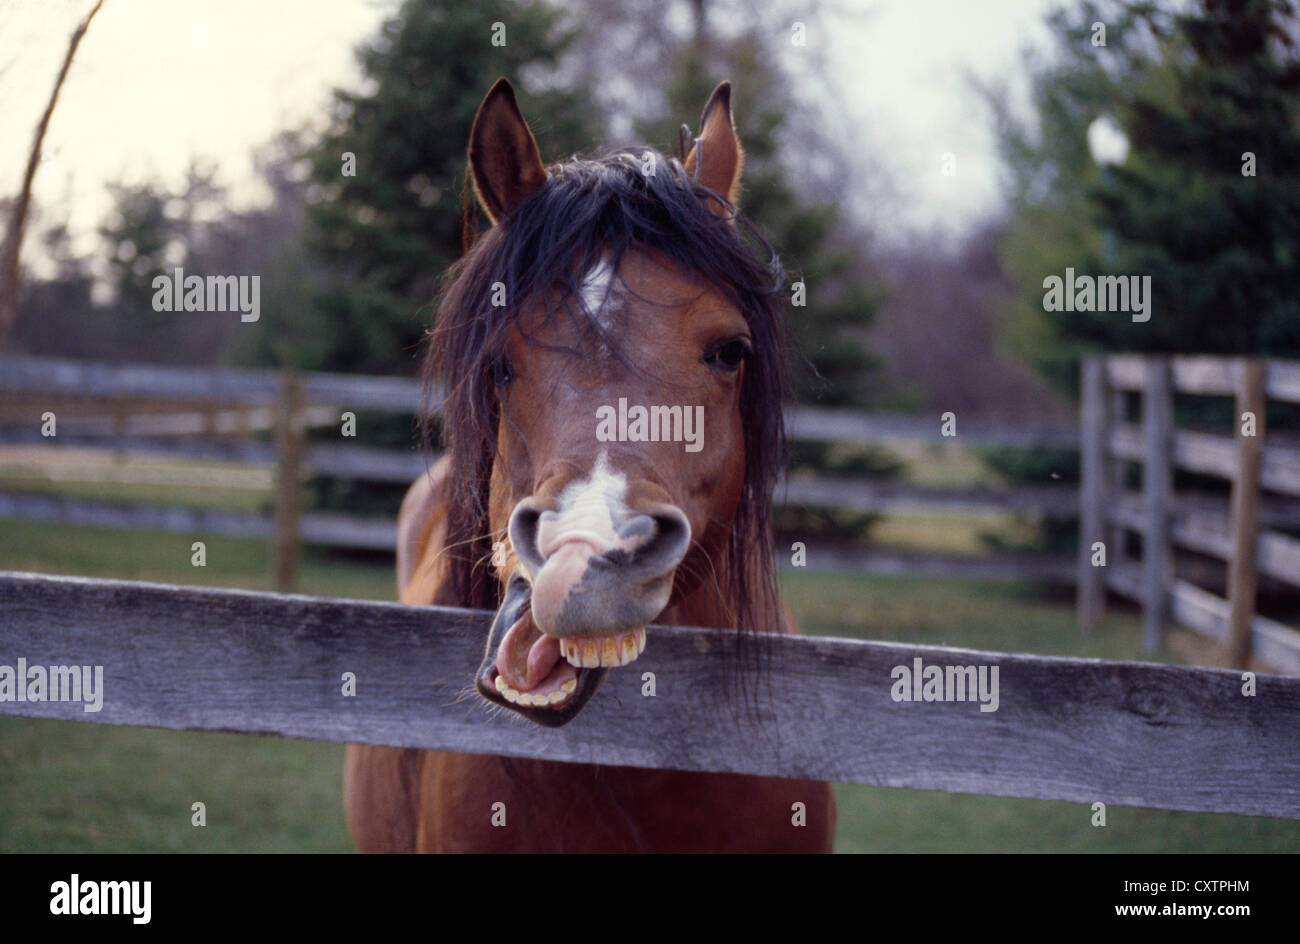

{"left": 0, "top": 0, "right": 104, "bottom": 351}
{"left": 1097, "top": 0, "right": 1300, "bottom": 356}
{"left": 995, "top": 0, "right": 1300, "bottom": 393}
{"left": 988, "top": 0, "right": 1300, "bottom": 557}
{"left": 92, "top": 164, "right": 236, "bottom": 363}
{"left": 298, "top": 0, "right": 600, "bottom": 375}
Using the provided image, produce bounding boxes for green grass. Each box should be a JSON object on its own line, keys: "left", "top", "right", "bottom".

{"left": 2, "top": 518, "right": 1296, "bottom": 853}
{"left": 0, "top": 717, "right": 352, "bottom": 853}
{"left": 866, "top": 513, "right": 1040, "bottom": 555}
{"left": 0, "top": 449, "right": 273, "bottom": 512}
{"left": 780, "top": 570, "right": 1145, "bottom": 660}
{"left": 891, "top": 441, "right": 1007, "bottom": 488}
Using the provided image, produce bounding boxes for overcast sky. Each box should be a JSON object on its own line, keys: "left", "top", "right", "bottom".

{"left": 0, "top": 0, "right": 1061, "bottom": 267}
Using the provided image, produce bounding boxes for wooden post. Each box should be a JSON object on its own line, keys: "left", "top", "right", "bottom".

{"left": 1226, "top": 358, "right": 1266, "bottom": 668}
{"left": 1108, "top": 386, "right": 1128, "bottom": 566}
{"left": 272, "top": 372, "right": 305, "bottom": 592}
{"left": 1142, "top": 359, "right": 1173, "bottom": 655}
{"left": 1078, "top": 358, "right": 1108, "bottom": 629}
{"left": 112, "top": 398, "right": 128, "bottom": 437}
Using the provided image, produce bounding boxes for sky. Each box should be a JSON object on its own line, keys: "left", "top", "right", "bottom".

{"left": 0, "top": 0, "right": 1062, "bottom": 269}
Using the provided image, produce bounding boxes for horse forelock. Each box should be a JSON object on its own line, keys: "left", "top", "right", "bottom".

{"left": 422, "top": 146, "right": 790, "bottom": 653}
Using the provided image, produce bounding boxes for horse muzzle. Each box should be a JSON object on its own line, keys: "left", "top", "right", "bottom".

{"left": 475, "top": 478, "right": 690, "bottom": 726}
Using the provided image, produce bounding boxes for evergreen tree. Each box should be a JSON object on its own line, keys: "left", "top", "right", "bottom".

{"left": 997, "top": 0, "right": 1300, "bottom": 392}
{"left": 989, "top": 0, "right": 1300, "bottom": 556}
{"left": 1097, "top": 0, "right": 1300, "bottom": 356}
{"left": 297, "top": 0, "right": 600, "bottom": 375}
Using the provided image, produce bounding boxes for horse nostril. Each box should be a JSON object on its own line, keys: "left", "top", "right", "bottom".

{"left": 507, "top": 501, "right": 547, "bottom": 574}
{"left": 616, "top": 508, "right": 690, "bottom": 571}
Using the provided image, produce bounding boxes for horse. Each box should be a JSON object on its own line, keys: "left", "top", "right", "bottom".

{"left": 343, "top": 77, "right": 836, "bottom": 853}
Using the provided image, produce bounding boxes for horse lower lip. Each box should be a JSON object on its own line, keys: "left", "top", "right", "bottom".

{"left": 493, "top": 668, "right": 578, "bottom": 707}
{"left": 559, "top": 628, "right": 646, "bottom": 668}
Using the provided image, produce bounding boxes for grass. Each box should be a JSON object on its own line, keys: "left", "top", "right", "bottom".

{"left": 0, "top": 447, "right": 273, "bottom": 511}
{"left": 2, "top": 513, "right": 1297, "bottom": 853}
{"left": 0, "top": 717, "right": 352, "bottom": 853}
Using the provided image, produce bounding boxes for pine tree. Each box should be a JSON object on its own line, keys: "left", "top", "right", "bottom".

{"left": 296, "top": 0, "right": 600, "bottom": 375}
{"left": 990, "top": 0, "right": 1300, "bottom": 556}
{"left": 1097, "top": 0, "right": 1300, "bottom": 356}
{"left": 998, "top": 0, "right": 1300, "bottom": 389}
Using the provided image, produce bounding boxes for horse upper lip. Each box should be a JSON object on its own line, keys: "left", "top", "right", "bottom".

{"left": 537, "top": 530, "right": 611, "bottom": 559}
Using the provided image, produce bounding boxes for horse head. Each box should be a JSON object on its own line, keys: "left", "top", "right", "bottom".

{"left": 427, "top": 78, "right": 787, "bottom": 726}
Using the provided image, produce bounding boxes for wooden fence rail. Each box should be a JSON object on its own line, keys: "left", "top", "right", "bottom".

{"left": 2, "top": 570, "right": 1297, "bottom": 819}
{"left": 1078, "top": 354, "right": 1300, "bottom": 674}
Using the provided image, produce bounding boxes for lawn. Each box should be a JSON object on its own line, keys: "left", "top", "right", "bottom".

{"left": 1, "top": 516, "right": 1296, "bottom": 853}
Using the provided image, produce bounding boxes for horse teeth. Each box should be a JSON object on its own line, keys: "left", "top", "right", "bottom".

{"left": 495, "top": 671, "right": 576, "bottom": 708}
{"left": 556, "top": 631, "right": 647, "bottom": 668}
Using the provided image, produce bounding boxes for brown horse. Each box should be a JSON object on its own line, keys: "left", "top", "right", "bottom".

{"left": 344, "top": 78, "right": 835, "bottom": 852}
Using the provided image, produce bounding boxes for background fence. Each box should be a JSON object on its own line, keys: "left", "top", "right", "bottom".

{"left": 1077, "top": 355, "right": 1300, "bottom": 674}
{"left": 0, "top": 354, "right": 1083, "bottom": 585}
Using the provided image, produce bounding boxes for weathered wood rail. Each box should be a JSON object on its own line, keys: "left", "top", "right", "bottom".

{"left": 1, "top": 570, "right": 1297, "bottom": 819}
{"left": 1077, "top": 354, "right": 1300, "bottom": 674}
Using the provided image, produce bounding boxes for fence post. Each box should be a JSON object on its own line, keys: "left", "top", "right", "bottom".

{"left": 272, "top": 372, "right": 305, "bottom": 592}
{"left": 1078, "top": 357, "right": 1108, "bottom": 629}
{"left": 1142, "top": 358, "right": 1173, "bottom": 655}
{"left": 1108, "top": 384, "right": 1128, "bottom": 565}
{"left": 1226, "top": 358, "right": 1266, "bottom": 668}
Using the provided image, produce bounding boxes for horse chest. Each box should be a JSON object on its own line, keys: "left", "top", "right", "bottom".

{"left": 421, "top": 752, "right": 834, "bottom": 853}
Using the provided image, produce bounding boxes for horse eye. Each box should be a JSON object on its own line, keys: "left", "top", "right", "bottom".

{"left": 492, "top": 357, "right": 514, "bottom": 385}
{"left": 703, "top": 339, "right": 750, "bottom": 371}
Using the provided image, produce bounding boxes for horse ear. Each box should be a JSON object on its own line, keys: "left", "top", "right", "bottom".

{"left": 684, "top": 81, "right": 744, "bottom": 214}
{"left": 469, "top": 78, "right": 547, "bottom": 224}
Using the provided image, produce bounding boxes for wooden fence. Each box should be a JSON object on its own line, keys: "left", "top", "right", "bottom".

{"left": 2, "top": 570, "right": 1297, "bottom": 819}
{"left": 0, "top": 355, "right": 1083, "bottom": 586}
{"left": 1077, "top": 355, "right": 1300, "bottom": 674}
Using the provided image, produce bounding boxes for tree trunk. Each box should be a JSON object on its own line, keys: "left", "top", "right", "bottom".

{"left": 0, "top": 0, "right": 105, "bottom": 351}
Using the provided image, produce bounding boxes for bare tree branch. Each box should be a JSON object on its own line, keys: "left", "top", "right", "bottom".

{"left": 0, "top": 0, "right": 105, "bottom": 351}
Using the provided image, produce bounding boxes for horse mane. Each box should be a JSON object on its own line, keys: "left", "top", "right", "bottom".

{"left": 421, "top": 146, "right": 791, "bottom": 655}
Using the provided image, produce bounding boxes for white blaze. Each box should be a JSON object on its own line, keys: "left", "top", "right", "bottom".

{"left": 538, "top": 451, "right": 630, "bottom": 555}
{"left": 579, "top": 258, "right": 620, "bottom": 328}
